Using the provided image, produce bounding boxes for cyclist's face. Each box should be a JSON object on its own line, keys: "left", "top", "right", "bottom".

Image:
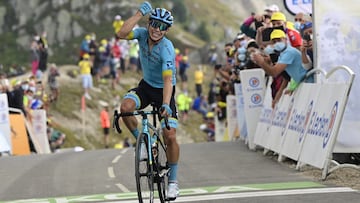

{"left": 148, "top": 20, "right": 169, "bottom": 42}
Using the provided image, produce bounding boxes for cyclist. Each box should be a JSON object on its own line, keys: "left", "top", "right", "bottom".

{"left": 116, "top": 1, "right": 180, "bottom": 200}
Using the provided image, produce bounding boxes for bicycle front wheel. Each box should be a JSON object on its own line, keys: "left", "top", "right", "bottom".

{"left": 156, "top": 136, "right": 168, "bottom": 203}
{"left": 135, "top": 133, "right": 154, "bottom": 203}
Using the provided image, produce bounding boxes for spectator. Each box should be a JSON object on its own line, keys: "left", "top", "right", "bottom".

{"left": 30, "top": 39, "right": 40, "bottom": 77}
{"left": 240, "top": 4, "right": 279, "bottom": 40}
{"left": 48, "top": 63, "right": 60, "bottom": 102}
{"left": 179, "top": 55, "right": 190, "bottom": 90}
{"left": 194, "top": 65, "right": 204, "bottom": 97}
{"left": 47, "top": 120, "right": 66, "bottom": 152}
{"left": 38, "top": 31, "right": 49, "bottom": 78}
{"left": 113, "top": 15, "right": 124, "bottom": 37}
{"left": 199, "top": 111, "right": 215, "bottom": 142}
{"left": 175, "top": 48, "right": 182, "bottom": 79}
{"left": 252, "top": 29, "right": 313, "bottom": 107}
{"left": 78, "top": 53, "right": 93, "bottom": 100}
{"left": 128, "top": 40, "right": 140, "bottom": 72}
{"left": 79, "top": 34, "right": 91, "bottom": 60}
{"left": 100, "top": 101, "right": 111, "bottom": 148}
{"left": 192, "top": 95, "right": 208, "bottom": 119}
{"left": 176, "top": 91, "right": 192, "bottom": 123}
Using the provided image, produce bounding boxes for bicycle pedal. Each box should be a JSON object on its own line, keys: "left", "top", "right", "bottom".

{"left": 159, "top": 168, "right": 170, "bottom": 177}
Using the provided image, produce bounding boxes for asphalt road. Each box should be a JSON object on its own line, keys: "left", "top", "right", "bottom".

{"left": 0, "top": 142, "right": 359, "bottom": 203}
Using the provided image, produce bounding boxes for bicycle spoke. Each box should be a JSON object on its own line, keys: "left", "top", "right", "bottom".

{"left": 136, "top": 133, "right": 155, "bottom": 203}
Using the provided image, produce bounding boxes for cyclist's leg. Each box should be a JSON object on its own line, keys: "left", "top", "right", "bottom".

{"left": 161, "top": 96, "right": 180, "bottom": 199}
{"left": 120, "top": 79, "right": 150, "bottom": 138}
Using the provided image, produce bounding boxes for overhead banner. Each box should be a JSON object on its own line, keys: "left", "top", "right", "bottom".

{"left": 314, "top": 0, "right": 360, "bottom": 152}
{"left": 0, "top": 93, "right": 11, "bottom": 153}
{"left": 284, "top": 0, "right": 312, "bottom": 15}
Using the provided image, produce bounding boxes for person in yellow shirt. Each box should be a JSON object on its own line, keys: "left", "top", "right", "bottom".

{"left": 112, "top": 15, "right": 124, "bottom": 37}
{"left": 176, "top": 90, "right": 193, "bottom": 123}
{"left": 78, "top": 53, "right": 93, "bottom": 99}
{"left": 194, "top": 65, "right": 204, "bottom": 97}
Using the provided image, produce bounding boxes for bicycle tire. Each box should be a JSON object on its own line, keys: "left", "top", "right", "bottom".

{"left": 155, "top": 135, "right": 168, "bottom": 202}
{"left": 135, "top": 133, "right": 154, "bottom": 203}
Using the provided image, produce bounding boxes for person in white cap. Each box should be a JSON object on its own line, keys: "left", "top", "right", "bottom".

{"left": 113, "top": 14, "right": 124, "bottom": 37}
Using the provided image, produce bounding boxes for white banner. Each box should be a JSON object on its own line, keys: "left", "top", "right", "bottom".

{"left": 314, "top": 0, "right": 360, "bottom": 152}
{"left": 31, "top": 109, "right": 51, "bottom": 154}
{"left": 226, "top": 95, "right": 240, "bottom": 141}
{"left": 299, "top": 83, "right": 349, "bottom": 168}
{"left": 267, "top": 93, "right": 293, "bottom": 153}
{"left": 253, "top": 79, "right": 273, "bottom": 149}
{"left": 280, "top": 84, "right": 321, "bottom": 161}
{"left": 0, "top": 93, "right": 11, "bottom": 153}
{"left": 234, "top": 83, "right": 247, "bottom": 140}
{"left": 240, "top": 69, "right": 266, "bottom": 149}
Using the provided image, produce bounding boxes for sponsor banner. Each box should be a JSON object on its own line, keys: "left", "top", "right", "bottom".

{"left": 314, "top": 0, "right": 360, "bottom": 152}
{"left": 10, "top": 113, "right": 31, "bottom": 155}
{"left": 267, "top": 93, "right": 293, "bottom": 153}
{"left": 226, "top": 95, "right": 240, "bottom": 141}
{"left": 240, "top": 69, "right": 266, "bottom": 149}
{"left": 299, "top": 83, "right": 348, "bottom": 168}
{"left": 215, "top": 116, "right": 228, "bottom": 142}
{"left": 234, "top": 83, "right": 247, "bottom": 140}
{"left": 281, "top": 84, "right": 321, "bottom": 161}
{"left": 254, "top": 79, "right": 273, "bottom": 149}
{"left": 32, "top": 110, "right": 51, "bottom": 154}
{"left": 0, "top": 93, "right": 11, "bottom": 153}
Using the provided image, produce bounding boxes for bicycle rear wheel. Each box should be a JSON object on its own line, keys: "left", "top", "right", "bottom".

{"left": 155, "top": 136, "right": 169, "bottom": 202}
{"left": 135, "top": 133, "right": 154, "bottom": 203}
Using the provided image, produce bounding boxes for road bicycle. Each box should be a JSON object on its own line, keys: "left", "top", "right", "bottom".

{"left": 113, "top": 104, "right": 171, "bottom": 203}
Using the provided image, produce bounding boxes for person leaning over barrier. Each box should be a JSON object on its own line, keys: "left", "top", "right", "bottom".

{"left": 252, "top": 29, "right": 314, "bottom": 107}
{"left": 116, "top": 1, "right": 180, "bottom": 199}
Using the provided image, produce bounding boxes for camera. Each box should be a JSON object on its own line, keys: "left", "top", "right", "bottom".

{"left": 214, "top": 64, "right": 222, "bottom": 70}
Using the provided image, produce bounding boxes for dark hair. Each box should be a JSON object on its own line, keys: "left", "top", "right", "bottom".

{"left": 214, "top": 64, "right": 222, "bottom": 70}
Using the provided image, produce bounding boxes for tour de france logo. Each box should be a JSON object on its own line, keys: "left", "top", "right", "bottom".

{"left": 249, "top": 77, "right": 260, "bottom": 88}
{"left": 251, "top": 93, "right": 262, "bottom": 104}
{"left": 322, "top": 101, "right": 338, "bottom": 148}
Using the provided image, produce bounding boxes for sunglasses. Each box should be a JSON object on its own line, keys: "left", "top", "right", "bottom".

{"left": 294, "top": 18, "right": 303, "bottom": 22}
{"left": 149, "top": 20, "right": 169, "bottom": 31}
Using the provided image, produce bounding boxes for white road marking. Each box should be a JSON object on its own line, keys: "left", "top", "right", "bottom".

{"left": 112, "top": 155, "right": 122, "bottom": 164}
{"left": 107, "top": 167, "right": 115, "bottom": 178}
{"left": 121, "top": 148, "right": 129, "bottom": 154}
{"left": 105, "top": 187, "right": 356, "bottom": 203}
{"left": 116, "top": 183, "right": 131, "bottom": 193}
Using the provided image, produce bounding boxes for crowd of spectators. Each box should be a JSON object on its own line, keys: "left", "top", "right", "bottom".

{"left": 209, "top": 4, "right": 314, "bottom": 124}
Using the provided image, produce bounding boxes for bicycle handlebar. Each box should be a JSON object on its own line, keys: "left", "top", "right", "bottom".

{"left": 112, "top": 109, "right": 170, "bottom": 134}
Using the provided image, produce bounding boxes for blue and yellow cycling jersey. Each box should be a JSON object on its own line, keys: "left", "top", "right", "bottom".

{"left": 130, "top": 28, "right": 176, "bottom": 88}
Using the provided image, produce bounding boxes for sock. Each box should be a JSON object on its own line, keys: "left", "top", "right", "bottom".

{"left": 168, "top": 162, "right": 178, "bottom": 183}
{"left": 131, "top": 128, "right": 139, "bottom": 139}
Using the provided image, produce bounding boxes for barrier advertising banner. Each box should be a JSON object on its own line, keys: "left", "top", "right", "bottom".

{"left": 0, "top": 93, "right": 11, "bottom": 153}
{"left": 234, "top": 83, "right": 247, "bottom": 140}
{"left": 240, "top": 69, "right": 266, "bottom": 149}
{"left": 267, "top": 93, "right": 293, "bottom": 153}
{"left": 299, "top": 83, "right": 349, "bottom": 168}
{"left": 253, "top": 80, "right": 273, "bottom": 149}
{"left": 10, "top": 113, "right": 31, "bottom": 155}
{"left": 314, "top": 0, "right": 360, "bottom": 152}
{"left": 280, "top": 84, "right": 321, "bottom": 161}
{"left": 226, "top": 95, "right": 240, "bottom": 141}
{"left": 32, "top": 109, "right": 51, "bottom": 154}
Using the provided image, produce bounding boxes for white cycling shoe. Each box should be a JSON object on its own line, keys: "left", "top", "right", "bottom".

{"left": 167, "top": 182, "right": 179, "bottom": 200}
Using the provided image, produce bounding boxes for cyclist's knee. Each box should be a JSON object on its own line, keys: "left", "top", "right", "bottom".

{"left": 164, "top": 129, "right": 177, "bottom": 144}
{"left": 120, "top": 99, "right": 136, "bottom": 112}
